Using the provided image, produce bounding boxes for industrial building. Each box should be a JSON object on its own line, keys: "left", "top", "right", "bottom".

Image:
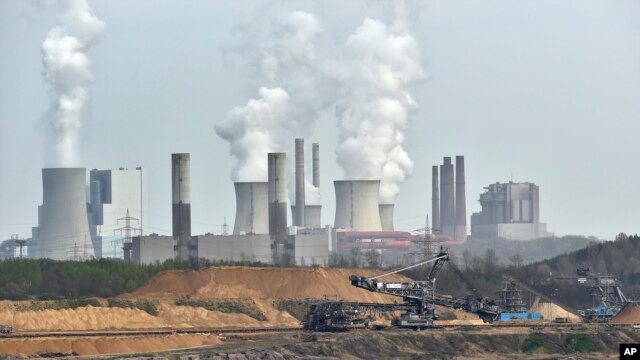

{"left": 431, "top": 156, "right": 467, "bottom": 243}
{"left": 470, "top": 182, "right": 551, "bottom": 241}
{"left": 88, "top": 167, "right": 149, "bottom": 258}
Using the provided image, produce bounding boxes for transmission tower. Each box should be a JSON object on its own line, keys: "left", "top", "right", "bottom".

{"left": 114, "top": 208, "right": 140, "bottom": 259}
{"left": 222, "top": 217, "right": 229, "bottom": 235}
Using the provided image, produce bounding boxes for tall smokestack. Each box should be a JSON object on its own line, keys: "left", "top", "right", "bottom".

{"left": 379, "top": 204, "right": 395, "bottom": 231}
{"left": 440, "top": 157, "right": 455, "bottom": 239}
{"left": 312, "top": 143, "right": 320, "bottom": 188}
{"left": 432, "top": 165, "right": 440, "bottom": 234}
{"left": 295, "top": 138, "right": 305, "bottom": 226}
{"left": 37, "top": 168, "right": 94, "bottom": 260}
{"left": 334, "top": 180, "right": 382, "bottom": 231}
{"left": 233, "top": 182, "right": 268, "bottom": 235}
{"left": 268, "top": 153, "right": 288, "bottom": 256}
{"left": 172, "top": 153, "right": 191, "bottom": 262}
{"left": 455, "top": 155, "right": 467, "bottom": 242}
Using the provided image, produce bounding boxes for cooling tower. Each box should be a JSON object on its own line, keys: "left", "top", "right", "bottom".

{"left": 233, "top": 182, "right": 269, "bottom": 235}
{"left": 454, "top": 155, "right": 467, "bottom": 242}
{"left": 268, "top": 153, "right": 288, "bottom": 251}
{"left": 312, "top": 143, "right": 320, "bottom": 187}
{"left": 294, "top": 138, "right": 305, "bottom": 226}
{"left": 334, "top": 180, "right": 382, "bottom": 231}
{"left": 379, "top": 204, "right": 395, "bottom": 231}
{"left": 431, "top": 165, "right": 440, "bottom": 234}
{"left": 440, "top": 157, "right": 455, "bottom": 239}
{"left": 172, "top": 153, "right": 191, "bottom": 262}
{"left": 37, "top": 168, "right": 94, "bottom": 260}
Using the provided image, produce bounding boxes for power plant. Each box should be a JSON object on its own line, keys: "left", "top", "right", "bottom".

{"left": 333, "top": 180, "right": 383, "bottom": 232}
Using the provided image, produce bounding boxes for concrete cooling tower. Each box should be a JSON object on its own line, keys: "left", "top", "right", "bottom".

{"left": 291, "top": 204, "right": 322, "bottom": 228}
{"left": 334, "top": 180, "right": 382, "bottom": 231}
{"left": 233, "top": 182, "right": 268, "bottom": 235}
{"left": 379, "top": 204, "right": 395, "bottom": 231}
{"left": 37, "top": 168, "right": 94, "bottom": 260}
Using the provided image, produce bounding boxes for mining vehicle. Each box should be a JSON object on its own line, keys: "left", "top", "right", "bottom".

{"left": 304, "top": 248, "right": 500, "bottom": 331}
{"left": 0, "top": 325, "right": 11, "bottom": 334}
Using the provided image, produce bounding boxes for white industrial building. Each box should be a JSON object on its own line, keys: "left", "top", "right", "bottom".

{"left": 89, "top": 167, "right": 149, "bottom": 258}
{"left": 470, "top": 182, "right": 551, "bottom": 241}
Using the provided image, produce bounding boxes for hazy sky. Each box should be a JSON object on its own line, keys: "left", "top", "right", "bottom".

{"left": 1, "top": 0, "right": 638, "bottom": 241}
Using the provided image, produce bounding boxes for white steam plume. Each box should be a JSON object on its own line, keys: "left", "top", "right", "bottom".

{"left": 335, "top": 4, "right": 424, "bottom": 204}
{"left": 217, "top": 11, "right": 328, "bottom": 192}
{"left": 41, "top": 0, "right": 104, "bottom": 167}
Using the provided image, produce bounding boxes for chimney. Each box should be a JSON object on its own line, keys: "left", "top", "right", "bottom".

{"left": 37, "top": 168, "right": 93, "bottom": 260}
{"left": 268, "top": 153, "right": 288, "bottom": 256}
{"left": 440, "top": 157, "right": 455, "bottom": 239}
{"left": 431, "top": 165, "right": 440, "bottom": 234}
{"left": 312, "top": 143, "right": 320, "bottom": 188}
{"left": 294, "top": 138, "right": 305, "bottom": 226}
{"left": 455, "top": 155, "right": 467, "bottom": 242}
{"left": 233, "top": 182, "right": 268, "bottom": 235}
{"left": 172, "top": 153, "right": 191, "bottom": 262}
{"left": 334, "top": 180, "right": 382, "bottom": 231}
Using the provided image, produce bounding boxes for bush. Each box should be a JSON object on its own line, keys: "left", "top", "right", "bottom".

{"left": 107, "top": 298, "right": 159, "bottom": 316}
{"left": 175, "top": 299, "right": 267, "bottom": 321}
{"left": 272, "top": 299, "right": 311, "bottom": 321}
{"left": 566, "top": 334, "right": 595, "bottom": 353}
{"left": 14, "top": 298, "right": 101, "bottom": 312}
{"left": 521, "top": 333, "right": 545, "bottom": 353}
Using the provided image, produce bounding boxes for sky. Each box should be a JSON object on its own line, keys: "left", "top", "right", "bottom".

{"left": 0, "top": 0, "right": 639, "bottom": 241}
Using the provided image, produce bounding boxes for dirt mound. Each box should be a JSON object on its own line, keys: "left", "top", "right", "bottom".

{"left": 129, "top": 266, "right": 407, "bottom": 302}
{"left": 530, "top": 302, "right": 581, "bottom": 321}
{"left": 0, "top": 333, "right": 220, "bottom": 357}
{"left": 610, "top": 303, "right": 640, "bottom": 324}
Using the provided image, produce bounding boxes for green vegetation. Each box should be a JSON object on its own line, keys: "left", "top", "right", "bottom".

{"left": 520, "top": 333, "right": 545, "bottom": 353}
{"left": 566, "top": 334, "right": 595, "bottom": 353}
{"left": 107, "top": 298, "right": 159, "bottom": 316}
{"left": 272, "top": 299, "right": 310, "bottom": 321}
{"left": 14, "top": 298, "right": 101, "bottom": 312}
{"left": 0, "top": 258, "right": 185, "bottom": 300}
{"left": 175, "top": 299, "right": 267, "bottom": 321}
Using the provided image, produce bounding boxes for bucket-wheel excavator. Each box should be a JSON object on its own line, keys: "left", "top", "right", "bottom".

{"left": 303, "top": 248, "right": 500, "bottom": 331}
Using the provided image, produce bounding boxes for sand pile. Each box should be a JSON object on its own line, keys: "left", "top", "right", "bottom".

{"left": 531, "top": 302, "right": 581, "bottom": 321}
{"left": 0, "top": 333, "right": 220, "bottom": 357}
{"left": 129, "top": 266, "right": 407, "bottom": 302}
{"left": 610, "top": 303, "right": 640, "bottom": 324}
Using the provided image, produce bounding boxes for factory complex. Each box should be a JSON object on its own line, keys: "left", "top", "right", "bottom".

{"left": 3, "top": 138, "right": 551, "bottom": 265}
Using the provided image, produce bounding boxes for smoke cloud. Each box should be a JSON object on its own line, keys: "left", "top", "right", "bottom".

{"left": 216, "top": 11, "right": 328, "bottom": 186}
{"left": 41, "top": 0, "right": 104, "bottom": 167}
{"left": 335, "top": 4, "right": 424, "bottom": 204}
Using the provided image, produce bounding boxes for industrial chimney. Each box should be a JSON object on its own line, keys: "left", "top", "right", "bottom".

{"left": 455, "top": 155, "right": 467, "bottom": 242}
{"left": 172, "top": 153, "right": 191, "bottom": 262}
{"left": 233, "top": 182, "right": 268, "bottom": 235}
{"left": 440, "top": 157, "right": 455, "bottom": 239}
{"left": 268, "top": 153, "right": 288, "bottom": 256}
{"left": 334, "top": 180, "right": 382, "bottom": 231}
{"left": 37, "top": 168, "right": 94, "bottom": 260}
{"left": 312, "top": 143, "right": 320, "bottom": 188}
{"left": 378, "top": 204, "right": 395, "bottom": 231}
{"left": 294, "top": 138, "right": 305, "bottom": 226}
{"left": 431, "top": 165, "right": 440, "bottom": 234}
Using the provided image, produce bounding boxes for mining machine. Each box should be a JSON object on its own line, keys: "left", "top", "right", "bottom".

{"left": 304, "top": 248, "right": 500, "bottom": 331}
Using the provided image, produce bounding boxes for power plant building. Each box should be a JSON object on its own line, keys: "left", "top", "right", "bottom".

{"left": 470, "top": 182, "right": 551, "bottom": 241}
{"left": 89, "top": 167, "right": 149, "bottom": 258}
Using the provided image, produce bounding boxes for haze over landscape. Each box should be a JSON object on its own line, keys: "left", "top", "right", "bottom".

{"left": 1, "top": 0, "right": 638, "bottom": 241}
